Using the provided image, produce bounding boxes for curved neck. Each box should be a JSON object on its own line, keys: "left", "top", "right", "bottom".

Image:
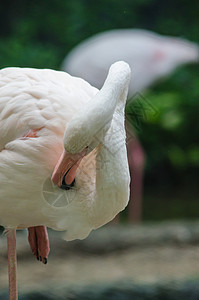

{"left": 64, "top": 61, "right": 131, "bottom": 154}
{"left": 91, "top": 105, "right": 130, "bottom": 228}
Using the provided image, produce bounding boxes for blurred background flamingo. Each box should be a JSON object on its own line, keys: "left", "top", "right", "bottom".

{"left": 62, "top": 29, "right": 199, "bottom": 222}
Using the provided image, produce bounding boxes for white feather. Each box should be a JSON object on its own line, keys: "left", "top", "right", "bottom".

{"left": 0, "top": 62, "right": 130, "bottom": 241}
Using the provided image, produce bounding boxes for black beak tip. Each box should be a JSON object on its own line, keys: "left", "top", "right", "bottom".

{"left": 60, "top": 176, "right": 75, "bottom": 190}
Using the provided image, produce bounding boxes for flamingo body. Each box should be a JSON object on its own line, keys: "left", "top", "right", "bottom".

{"left": 62, "top": 29, "right": 199, "bottom": 95}
{"left": 0, "top": 64, "right": 130, "bottom": 241}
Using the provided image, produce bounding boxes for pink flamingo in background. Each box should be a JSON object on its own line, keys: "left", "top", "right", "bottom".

{"left": 0, "top": 61, "right": 131, "bottom": 299}
{"left": 62, "top": 28, "right": 199, "bottom": 222}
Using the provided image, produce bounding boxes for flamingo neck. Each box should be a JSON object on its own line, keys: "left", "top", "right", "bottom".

{"left": 91, "top": 109, "right": 130, "bottom": 228}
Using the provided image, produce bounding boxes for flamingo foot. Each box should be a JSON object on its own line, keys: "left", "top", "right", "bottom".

{"left": 28, "top": 226, "right": 50, "bottom": 264}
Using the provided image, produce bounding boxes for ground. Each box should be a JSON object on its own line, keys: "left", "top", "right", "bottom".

{"left": 0, "top": 221, "right": 199, "bottom": 294}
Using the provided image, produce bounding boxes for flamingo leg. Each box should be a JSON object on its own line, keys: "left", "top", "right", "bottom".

{"left": 28, "top": 226, "right": 50, "bottom": 264}
{"left": 127, "top": 136, "right": 145, "bottom": 223}
{"left": 7, "top": 229, "right": 18, "bottom": 300}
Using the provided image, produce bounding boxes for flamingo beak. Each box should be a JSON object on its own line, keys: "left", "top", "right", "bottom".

{"left": 51, "top": 149, "right": 87, "bottom": 188}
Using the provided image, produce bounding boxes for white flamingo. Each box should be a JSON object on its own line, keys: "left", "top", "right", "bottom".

{"left": 0, "top": 61, "right": 131, "bottom": 300}
{"left": 62, "top": 29, "right": 199, "bottom": 222}
{"left": 62, "top": 29, "right": 199, "bottom": 94}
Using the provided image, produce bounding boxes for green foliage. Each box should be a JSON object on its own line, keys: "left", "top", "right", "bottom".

{"left": 1, "top": 0, "right": 198, "bottom": 69}
{"left": 0, "top": 37, "right": 60, "bottom": 68}
{"left": 139, "top": 65, "right": 199, "bottom": 187}
{"left": 126, "top": 61, "right": 199, "bottom": 190}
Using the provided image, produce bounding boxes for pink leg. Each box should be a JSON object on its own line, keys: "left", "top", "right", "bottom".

{"left": 28, "top": 226, "right": 50, "bottom": 264}
{"left": 127, "top": 136, "right": 145, "bottom": 223}
{"left": 7, "top": 229, "right": 18, "bottom": 300}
